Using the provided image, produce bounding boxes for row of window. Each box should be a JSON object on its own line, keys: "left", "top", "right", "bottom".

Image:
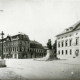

{"left": 58, "top": 49, "right": 72, "bottom": 55}
{"left": 3, "top": 47, "right": 45, "bottom": 53}
{"left": 2, "top": 41, "right": 18, "bottom": 46}
{"left": 58, "top": 38, "right": 79, "bottom": 47}
{"left": 2, "top": 41, "right": 27, "bottom": 47}
{"left": 58, "top": 35, "right": 72, "bottom": 40}
{"left": 58, "top": 39, "right": 72, "bottom": 47}
{"left": 29, "top": 48, "right": 44, "bottom": 53}
{"left": 3, "top": 47, "right": 26, "bottom": 52}
{"left": 58, "top": 33, "right": 78, "bottom": 40}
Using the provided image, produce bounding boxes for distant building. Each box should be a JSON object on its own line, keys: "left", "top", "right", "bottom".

{"left": 43, "top": 46, "right": 48, "bottom": 50}
{"left": 56, "top": 21, "right": 80, "bottom": 59}
{"left": 29, "top": 41, "right": 46, "bottom": 58}
{"left": 0, "top": 33, "right": 46, "bottom": 59}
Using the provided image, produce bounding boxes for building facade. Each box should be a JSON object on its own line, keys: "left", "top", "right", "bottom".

{"left": 29, "top": 41, "right": 47, "bottom": 58}
{"left": 56, "top": 21, "right": 80, "bottom": 59}
{"left": 0, "top": 33, "right": 46, "bottom": 59}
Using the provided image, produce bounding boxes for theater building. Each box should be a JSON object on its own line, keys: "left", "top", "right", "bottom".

{"left": 0, "top": 33, "right": 46, "bottom": 59}
{"left": 56, "top": 21, "right": 80, "bottom": 59}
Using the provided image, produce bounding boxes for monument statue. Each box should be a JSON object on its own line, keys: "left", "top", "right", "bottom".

{"left": 47, "top": 39, "right": 52, "bottom": 50}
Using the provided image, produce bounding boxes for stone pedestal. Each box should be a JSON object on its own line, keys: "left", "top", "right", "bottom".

{"left": 46, "top": 50, "right": 55, "bottom": 60}
{"left": 34, "top": 49, "right": 57, "bottom": 61}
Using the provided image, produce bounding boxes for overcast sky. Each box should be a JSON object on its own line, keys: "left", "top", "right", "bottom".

{"left": 0, "top": 0, "right": 80, "bottom": 46}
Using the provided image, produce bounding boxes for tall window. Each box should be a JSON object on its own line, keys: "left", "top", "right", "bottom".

{"left": 70, "top": 49, "right": 72, "bottom": 55}
{"left": 13, "top": 47, "right": 14, "bottom": 51}
{"left": 62, "top": 41, "right": 64, "bottom": 47}
{"left": 20, "top": 47, "right": 22, "bottom": 52}
{"left": 65, "top": 40, "right": 68, "bottom": 46}
{"left": 70, "top": 39, "right": 72, "bottom": 46}
{"left": 58, "top": 41, "right": 60, "bottom": 47}
{"left": 62, "top": 50, "right": 64, "bottom": 55}
{"left": 17, "top": 47, "right": 18, "bottom": 51}
{"left": 58, "top": 50, "right": 60, "bottom": 55}
{"left": 65, "top": 50, "right": 67, "bottom": 55}
{"left": 76, "top": 37, "right": 79, "bottom": 45}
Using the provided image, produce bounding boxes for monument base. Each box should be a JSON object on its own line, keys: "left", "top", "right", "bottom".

{"left": 46, "top": 49, "right": 57, "bottom": 60}
{"left": 34, "top": 49, "right": 58, "bottom": 61}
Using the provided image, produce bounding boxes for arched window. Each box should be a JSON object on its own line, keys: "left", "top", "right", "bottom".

{"left": 70, "top": 49, "right": 72, "bottom": 55}
{"left": 58, "top": 41, "right": 60, "bottom": 47}
{"left": 76, "top": 37, "right": 79, "bottom": 45}
{"left": 62, "top": 41, "right": 64, "bottom": 47}
{"left": 65, "top": 50, "right": 67, "bottom": 55}
{"left": 65, "top": 40, "right": 68, "bottom": 46}
{"left": 70, "top": 39, "right": 72, "bottom": 46}
{"left": 62, "top": 50, "right": 64, "bottom": 55}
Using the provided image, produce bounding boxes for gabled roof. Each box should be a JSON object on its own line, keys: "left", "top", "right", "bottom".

{"left": 56, "top": 21, "right": 80, "bottom": 37}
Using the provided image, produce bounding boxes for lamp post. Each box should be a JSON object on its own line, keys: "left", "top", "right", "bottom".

{"left": 1, "top": 31, "right": 4, "bottom": 59}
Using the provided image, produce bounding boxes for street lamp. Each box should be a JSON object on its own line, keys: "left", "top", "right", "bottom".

{"left": 0, "top": 31, "right": 4, "bottom": 59}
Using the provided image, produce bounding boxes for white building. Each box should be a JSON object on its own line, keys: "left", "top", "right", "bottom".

{"left": 56, "top": 21, "right": 80, "bottom": 59}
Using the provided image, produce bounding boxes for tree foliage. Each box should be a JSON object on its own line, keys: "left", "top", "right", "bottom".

{"left": 47, "top": 39, "right": 52, "bottom": 50}
{"left": 53, "top": 40, "right": 57, "bottom": 57}
{"left": 53, "top": 40, "right": 57, "bottom": 52}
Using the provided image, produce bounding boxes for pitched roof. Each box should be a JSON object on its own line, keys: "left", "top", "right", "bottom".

{"left": 30, "top": 40, "right": 44, "bottom": 49}
{"left": 56, "top": 21, "right": 80, "bottom": 37}
{"left": 0, "top": 33, "right": 30, "bottom": 42}
{"left": 8, "top": 33, "right": 30, "bottom": 41}
{"left": 30, "top": 40, "right": 41, "bottom": 44}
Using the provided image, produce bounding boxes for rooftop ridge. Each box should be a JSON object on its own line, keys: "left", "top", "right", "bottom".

{"left": 56, "top": 20, "right": 80, "bottom": 37}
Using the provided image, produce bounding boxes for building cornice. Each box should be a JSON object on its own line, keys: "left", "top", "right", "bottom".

{"left": 56, "top": 28, "right": 80, "bottom": 37}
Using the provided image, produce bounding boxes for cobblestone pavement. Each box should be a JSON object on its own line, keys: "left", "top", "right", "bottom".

{"left": 0, "top": 67, "right": 28, "bottom": 80}
{"left": 4, "top": 59, "right": 80, "bottom": 80}
{"left": 0, "top": 59, "right": 80, "bottom": 80}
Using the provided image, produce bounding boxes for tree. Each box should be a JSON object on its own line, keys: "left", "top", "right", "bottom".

{"left": 53, "top": 40, "right": 57, "bottom": 57}
{"left": 47, "top": 39, "right": 52, "bottom": 50}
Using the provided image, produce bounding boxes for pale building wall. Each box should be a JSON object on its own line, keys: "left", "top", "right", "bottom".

{"left": 56, "top": 29, "right": 80, "bottom": 59}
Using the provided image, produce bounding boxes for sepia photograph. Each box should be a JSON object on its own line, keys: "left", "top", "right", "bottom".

{"left": 0, "top": 0, "right": 80, "bottom": 80}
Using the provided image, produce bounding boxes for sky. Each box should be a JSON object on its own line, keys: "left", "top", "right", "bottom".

{"left": 0, "top": 0, "right": 80, "bottom": 46}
